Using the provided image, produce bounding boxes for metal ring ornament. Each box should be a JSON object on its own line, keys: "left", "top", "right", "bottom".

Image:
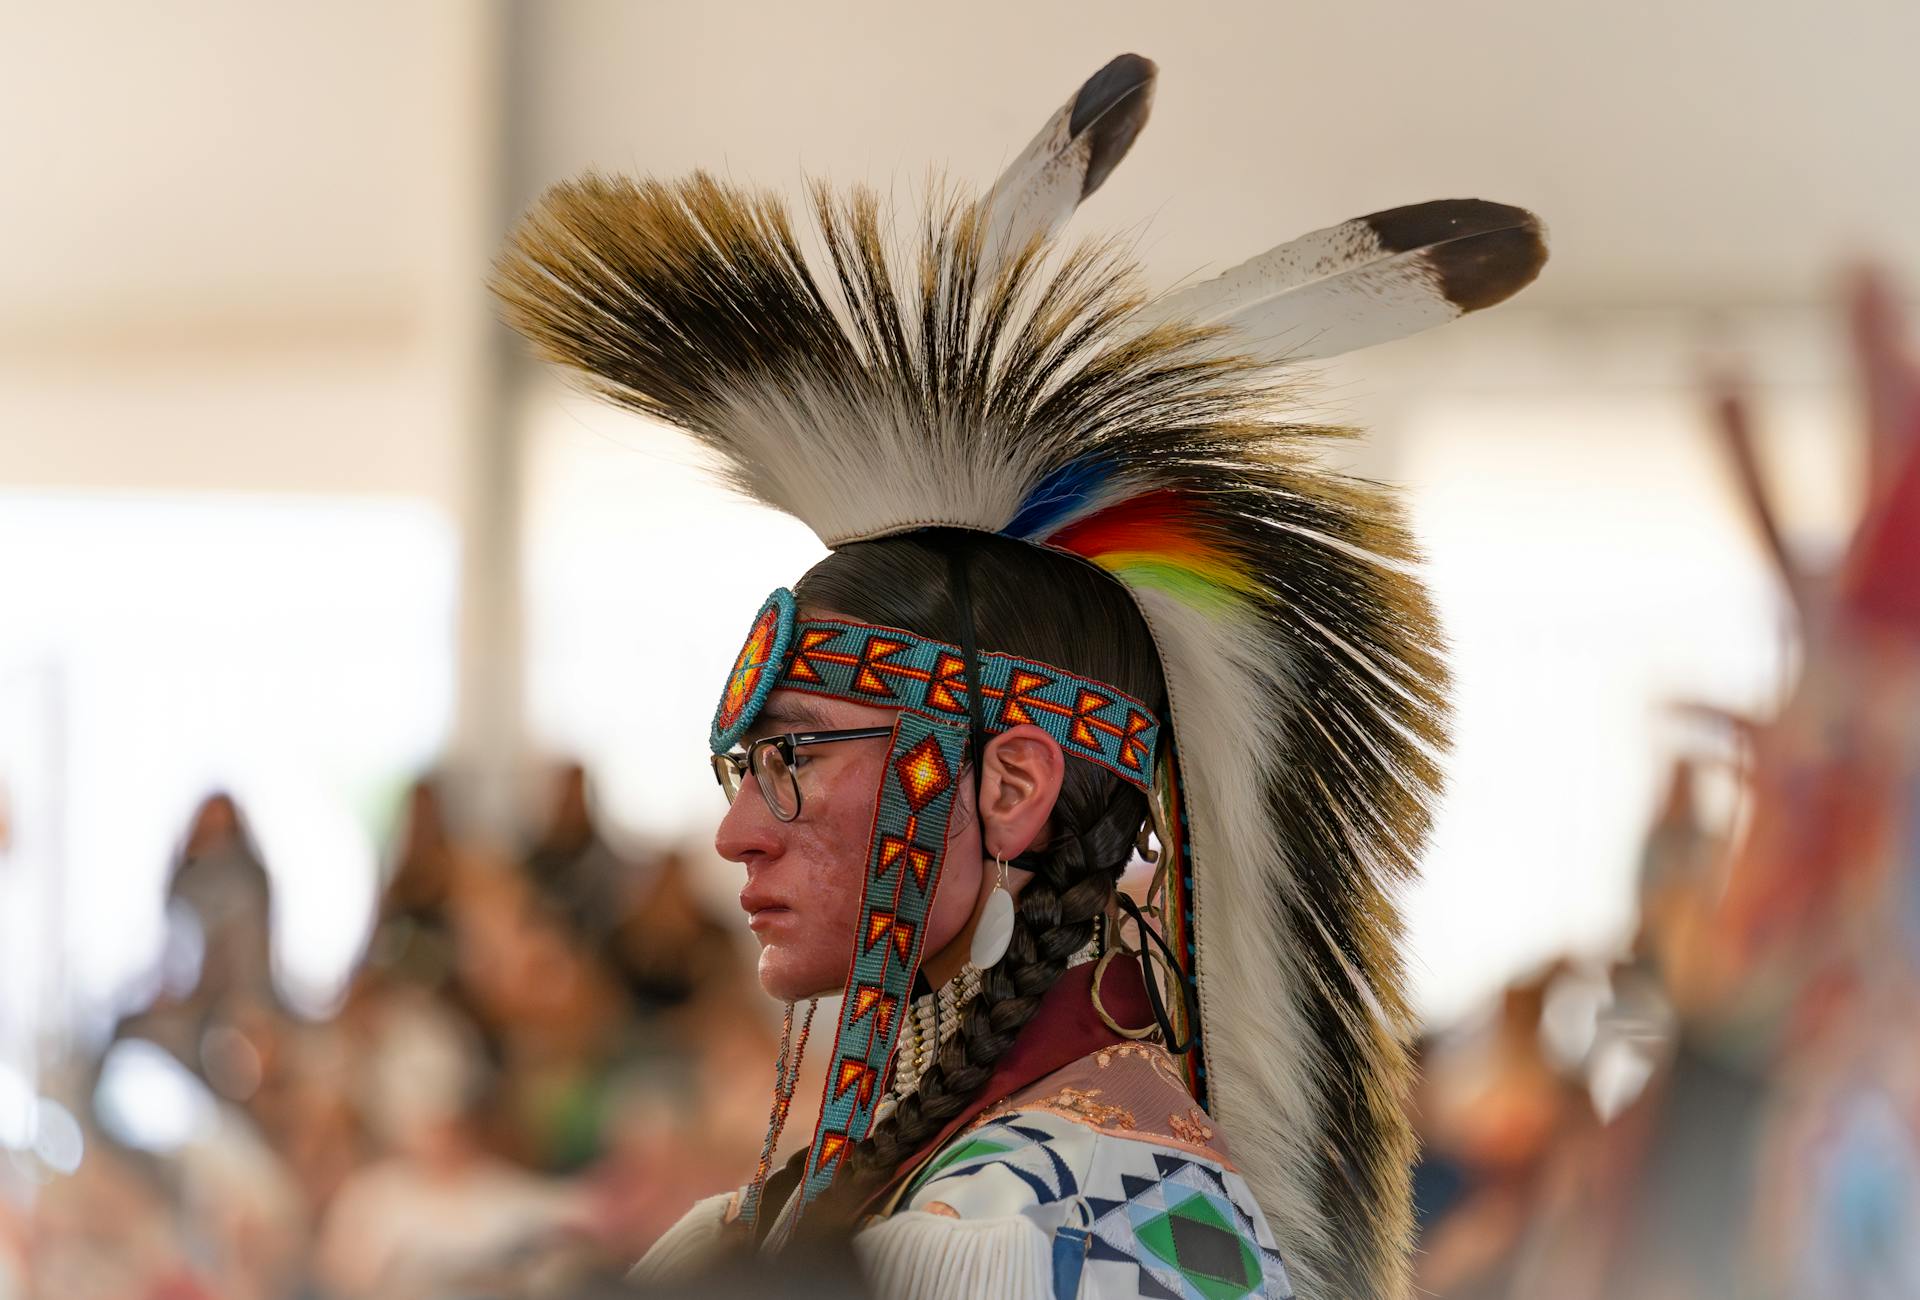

{"left": 1090, "top": 947, "right": 1159, "bottom": 1040}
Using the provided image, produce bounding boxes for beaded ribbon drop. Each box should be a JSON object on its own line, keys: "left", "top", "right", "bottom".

{"left": 740, "top": 998, "right": 817, "bottom": 1227}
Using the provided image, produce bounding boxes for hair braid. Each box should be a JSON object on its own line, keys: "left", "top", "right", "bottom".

{"left": 814, "top": 774, "right": 1144, "bottom": 1221}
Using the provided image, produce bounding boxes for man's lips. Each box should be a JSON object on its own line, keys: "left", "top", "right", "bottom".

{"left": 740, "top": 888, "right": 794, "bottom": 931}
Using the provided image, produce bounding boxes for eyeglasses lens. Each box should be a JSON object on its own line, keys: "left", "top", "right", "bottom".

{"left": 712, "top": 754, "right": 744, "bottom": 803}
{"left": 752, "top": 741, "right": 801, "bottom": 821}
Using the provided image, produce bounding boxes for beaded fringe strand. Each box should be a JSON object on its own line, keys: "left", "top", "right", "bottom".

{"left": 741, "top": 998, "right": 817, "bottom": 1226}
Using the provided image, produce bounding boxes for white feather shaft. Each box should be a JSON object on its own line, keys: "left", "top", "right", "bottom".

{"left": 980, "top": 102, "right": 1086, "bottom": 267}
{"left": 1141, "top": 201, "right": 1545, "bottom": 363}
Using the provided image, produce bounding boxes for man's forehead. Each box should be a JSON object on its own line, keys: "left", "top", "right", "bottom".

{"left": 747, "top": 689, "right": 892, "bottom": 737}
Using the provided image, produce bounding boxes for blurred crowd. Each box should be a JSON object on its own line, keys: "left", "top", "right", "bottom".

{"left": 1407, "top": 271, "right": 1920, "bottom": 1299}
{"left": 8, "top": 769, "right": 788, "bottom": 1300}
{"left": 5, "top": 274, "right": 1920, "bottom": 1299}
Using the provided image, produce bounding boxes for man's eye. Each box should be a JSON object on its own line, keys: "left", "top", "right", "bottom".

{"left": 788, "top": 753, "right": 813, "bottom": 769}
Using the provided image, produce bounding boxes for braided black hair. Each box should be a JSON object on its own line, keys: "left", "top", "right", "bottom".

{"left": 793, "top": 530, "right": 1165, "bottom": 1219}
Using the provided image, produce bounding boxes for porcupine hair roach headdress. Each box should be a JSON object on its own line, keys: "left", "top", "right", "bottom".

{"left": 494, "top": 54, "right": 1546, "bottom": 1298}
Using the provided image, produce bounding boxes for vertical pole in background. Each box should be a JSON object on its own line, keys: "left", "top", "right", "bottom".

{"left": 436, "top": 0, "right": 526, "bottom": 846}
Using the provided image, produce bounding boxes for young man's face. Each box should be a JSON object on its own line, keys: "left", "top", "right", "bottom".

{"left": 714, "top": 688, "right": 988, "bottom": 1002}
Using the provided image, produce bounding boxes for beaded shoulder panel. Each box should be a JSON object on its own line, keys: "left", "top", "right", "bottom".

{"left": 895, "top": 1044, "right": 1294, "bottom": 1299}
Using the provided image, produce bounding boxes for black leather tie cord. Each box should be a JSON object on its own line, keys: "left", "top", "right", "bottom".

{"left": 946, "top": 545, "right": 991, "bottom": 812}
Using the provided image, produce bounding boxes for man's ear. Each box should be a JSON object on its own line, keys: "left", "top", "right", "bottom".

{"left": 978, "top": 725, "right": 1066, "bottom": 860}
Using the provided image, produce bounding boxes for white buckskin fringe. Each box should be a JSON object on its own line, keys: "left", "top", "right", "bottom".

{"left": 627, "top": 1191, "right": 734, "bottom": 1285}
{"left": 855, "top": 1211, "right": 1055, "bottom": 1300}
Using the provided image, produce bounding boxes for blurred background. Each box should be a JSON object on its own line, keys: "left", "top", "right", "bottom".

{"left": 4, "top": 2, "right": 1918, "bottom": 1296}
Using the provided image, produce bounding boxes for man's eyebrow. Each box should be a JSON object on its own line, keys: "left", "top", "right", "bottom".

{"left": 747, "top": 699, "right": 829, "bottom": 736}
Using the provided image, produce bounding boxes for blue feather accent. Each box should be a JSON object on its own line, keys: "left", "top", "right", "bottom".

{"left": 1006, "top": 457, "right": 1116, "bottom": 539}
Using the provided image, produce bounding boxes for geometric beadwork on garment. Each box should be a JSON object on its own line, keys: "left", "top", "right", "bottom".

{"left": 908, "top": 1115, "right": 1082, "bottom": 1206}
{"left": 921, "top": 1133, "right": 1018, "bottom": 1182}
{"left": 1087, "top": 1152, "right": 1291, "bottom": 1300}
{"left": 1138, "top": 1192, "right": 1261, "bottom": 1299}
{"left": 902, "top": 1109, "right": 1293, "bottom": 1299}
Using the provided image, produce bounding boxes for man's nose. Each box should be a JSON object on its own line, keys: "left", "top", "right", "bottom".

{"left": 714, "top": 785, "right": 783, "bottom": 865}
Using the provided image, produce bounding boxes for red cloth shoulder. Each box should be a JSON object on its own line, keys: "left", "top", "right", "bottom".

{"left": 860, "top": 954, "right": 1157, "bottom": 1214}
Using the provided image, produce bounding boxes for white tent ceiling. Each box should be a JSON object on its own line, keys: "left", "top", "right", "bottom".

{"left": 6, "top": 0, "right": 1915, "bottom": 343}
{"left": 514, "top": 1, "right": 1918, "bottom": 309}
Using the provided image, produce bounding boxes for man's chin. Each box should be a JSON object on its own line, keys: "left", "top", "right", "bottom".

{"left": 756, "top": 952, "right": 841, "bottom": 1003}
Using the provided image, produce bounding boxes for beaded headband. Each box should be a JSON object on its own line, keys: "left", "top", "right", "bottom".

{"left": 710, "top": 588, "right": 1161, "bottom": 1213}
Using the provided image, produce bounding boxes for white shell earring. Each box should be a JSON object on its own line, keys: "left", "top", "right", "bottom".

{"left": 970, "top": 855, "right": 1015, "bottom": 969}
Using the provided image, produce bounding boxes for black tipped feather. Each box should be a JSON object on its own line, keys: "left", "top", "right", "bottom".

{"left": 1070, "top": 53, "right": 1157, "bottom": 199}
{"left": 1141, "top": 195, "right": 1549, "bottom": 361}
{"left": 980, "top": 54, "right": 1157, "bottom": 272}
{"left": 1363, "top": 199, "right": 1547, "bottom": 311}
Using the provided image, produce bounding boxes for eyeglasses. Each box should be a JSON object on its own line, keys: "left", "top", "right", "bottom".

{"left": 711, "top": 727, "right": 894, "bottom": 822}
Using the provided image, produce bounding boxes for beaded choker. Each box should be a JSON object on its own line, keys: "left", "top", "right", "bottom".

{"left": 875, "top": 964, "right": 983, "bottom": 1123}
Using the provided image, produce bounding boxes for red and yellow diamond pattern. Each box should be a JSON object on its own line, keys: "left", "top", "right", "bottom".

{"left": 894, "top": 733, "right": 954, "bottom": 812}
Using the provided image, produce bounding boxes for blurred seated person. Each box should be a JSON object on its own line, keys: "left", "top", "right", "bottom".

{"left": 316, "top": 987, "right": 588, "bottom": 1299}
{"left": 136, "top": 793, "right": 282, "bottom": 1031}
{"left": 107, "top": 793, "right": 294, "bottom": 1119}
{"left": 525, "top": 765, "right": 739, "bottom": 1012}
{"left": 356, "top": 776, "right": 464, "bottom": 998}
{"left": 450, "top": 860, "right": 637, "bottom": 1174}
{"left": 1412, "top": 971, "right": 1590, "bottom": 1299}
{"left": 104, "top": 794, "right": 379, "bottom": 1222}
{"left": 523, "top": 762, "right": 624, "bottom": 944}
{"left": 607, "top": 848, "right": 739, "bottom": 1012}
